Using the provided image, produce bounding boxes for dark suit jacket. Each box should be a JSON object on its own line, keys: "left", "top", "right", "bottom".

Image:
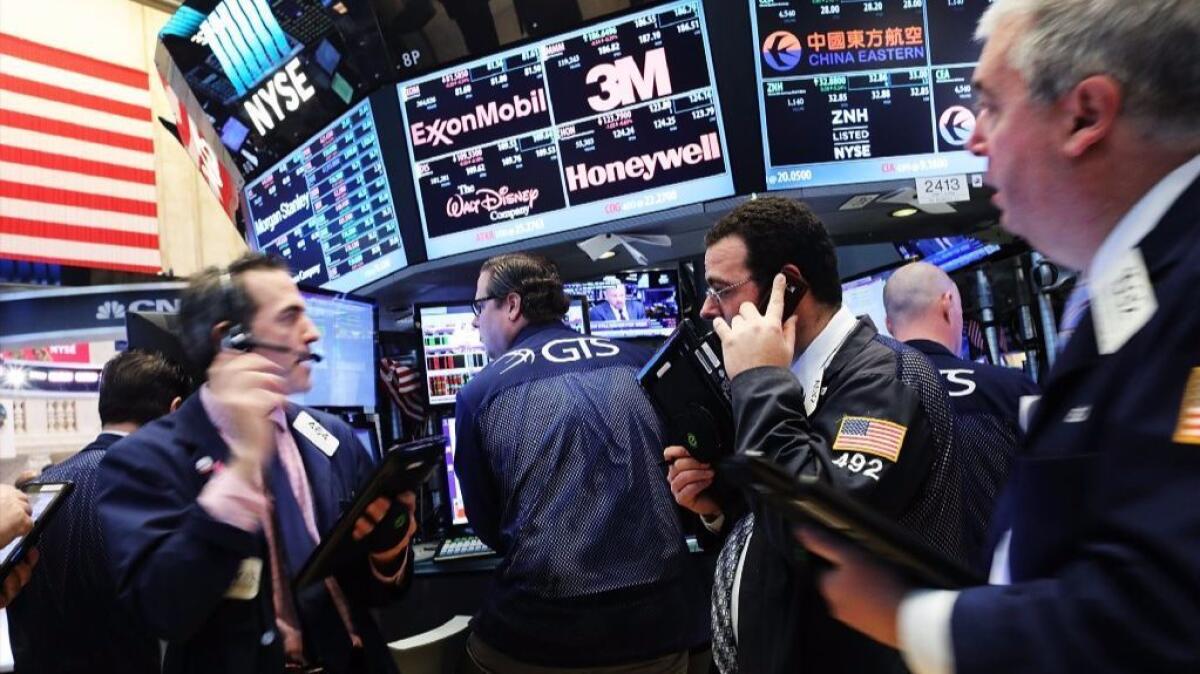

{"left": 589, "top": 298, "right": 647, "bottom": 322}
{"left": 907, "top": 339, "right": 1041, "bottom": 567}
{"left": 726, "top": 319, "right": 983, "bottom": 673}
{"left": 9, "top": 432, "right": 160, "bottom": 674}
{"left": 97, "top": 394, "right": 409, "bottom": 674}
{"left": 951, "top": 176, "right": 1200, "bottom": 673}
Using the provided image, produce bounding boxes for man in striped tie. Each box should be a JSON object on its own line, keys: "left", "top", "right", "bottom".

{"left": 665, "top": 197, "right": 982, "bottom": 673}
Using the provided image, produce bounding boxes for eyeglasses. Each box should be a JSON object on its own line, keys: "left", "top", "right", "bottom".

{"left": 704, "top": 277, "right": 754, "bottom": 307}
{"left": 470, "top": 293, "right": 509, "bottom": 316}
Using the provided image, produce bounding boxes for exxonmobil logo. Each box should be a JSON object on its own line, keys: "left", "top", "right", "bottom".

{"left": 411, "top": 89, "right": 547, "bottom": 149}
{"left": 565, "top": 132, "right": 721, "bottom": 192}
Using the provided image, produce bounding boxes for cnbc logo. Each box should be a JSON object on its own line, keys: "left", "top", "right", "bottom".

{"left": 95, "top": 301, "right": 126, "bottom": 321}
{"left": 762, "top": 31, "right": 802, "bottom": 72}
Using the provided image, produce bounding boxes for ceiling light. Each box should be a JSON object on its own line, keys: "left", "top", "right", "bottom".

{"left": 598, "top": 250, "right": 617, "bottom": 260}
{"left": 891, "top": 207, "right": 919, "bottom": 218}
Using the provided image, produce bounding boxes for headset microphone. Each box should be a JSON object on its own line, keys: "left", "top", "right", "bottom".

{"left": 221, "top": 325, "right": 324, "bottom": 363}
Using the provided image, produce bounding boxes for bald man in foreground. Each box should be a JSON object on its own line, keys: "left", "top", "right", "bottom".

{"left": 884, "top": 262, "right": 1040, "bottom": 565}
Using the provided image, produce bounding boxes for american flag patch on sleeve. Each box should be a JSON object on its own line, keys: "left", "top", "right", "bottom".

{"left": 832, "top": 416, "right": 907, "bottom": 462}
{"left": 1173, "top": 368, "right": 1200, "bottom": 446}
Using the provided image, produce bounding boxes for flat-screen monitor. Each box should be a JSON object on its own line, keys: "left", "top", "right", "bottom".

{"left": 244, "top": 97, "right": 410, "bottom": 292}
{"left": 351, "top": 423, "right": 380, "bottom": 463}
{"left": 751, "top": 0, "right": 991, "bottom": 189}
{"left": 565, "top": 269, "right": 679, "bottom": 339}
{"left": 416, "top": 304, "right": 489, "bottom": 407}
{"left": 896, "top": 236, "right": 1001, "bottom": 272}
{"left": 397, "top": 0, "right": 735, "bottom": 259}
{"left": 289, "top": 290, "right": 376, "bottom": 409}
{"left": 841, "top": 266, "right": 899, "bottom": 338}
{"left": 441, "top": 416, "right": 469, "bottom": 526}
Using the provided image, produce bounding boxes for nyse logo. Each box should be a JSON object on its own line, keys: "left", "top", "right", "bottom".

{"left": 586, "top": 47, "right": 673, "bottom": 113}
{"left": 242, "top": 59, "right": 317, "bottom": 136}
{"left": 541, "top": 338, "right": 620, "bottom": 363}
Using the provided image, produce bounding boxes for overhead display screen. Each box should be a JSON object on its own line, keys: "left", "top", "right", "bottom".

{"left": 752, "top": 0, "right": 991, "bottom": 190}
{"left": 398, "top": 0, "right": 734, "bottom": 260}
{"left": 244, "top": 97, "right": 409, "bottom": 293}
{"left": 158, "top": 0, "right": 396, "bottom": 179}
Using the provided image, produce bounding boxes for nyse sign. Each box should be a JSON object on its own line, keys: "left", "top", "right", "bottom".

{"left": 243, "top": 59, "right": 317, "bottom": 136}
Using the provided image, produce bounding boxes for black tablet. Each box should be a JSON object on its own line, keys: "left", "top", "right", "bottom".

{"left": 638, "top": 318, "right": 735, "bottom": 463}
{"left": 294, "top": 436, "right": 444, "bottom": 588}
{"left": 0, "top": 482, "right": 74, "bottom": 581}
{"left": 722, "top": 454, "right": 984, "bottom": 588}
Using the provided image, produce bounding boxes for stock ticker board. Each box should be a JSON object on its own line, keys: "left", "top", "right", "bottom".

{"left": 243, "top": 97, "right": 409, "bottom": 293}
{"left": 398, "top": 0, "right": 734, "bottom": 260}
{"left": 753, "top": 0, "right": 991, "bottom": 189}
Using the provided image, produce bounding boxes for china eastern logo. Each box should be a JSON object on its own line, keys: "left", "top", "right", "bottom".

{"left": 762, "top": 31, "right": 802, "bottom": 72}
{"left": 586, "top": 47, "right": 673, "bottom": 112}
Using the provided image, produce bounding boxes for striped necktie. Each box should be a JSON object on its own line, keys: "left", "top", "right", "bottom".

{"left": 711, "top": 513, "right": 754, "bottom": 674}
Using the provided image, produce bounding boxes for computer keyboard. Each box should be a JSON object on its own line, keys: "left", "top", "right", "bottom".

{"left": 433, "top": 535, "right": 495, "bottom": 562}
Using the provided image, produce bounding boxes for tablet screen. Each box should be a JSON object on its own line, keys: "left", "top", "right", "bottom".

{"left": 0, "top": 483, "right": 69, "bottom": 563}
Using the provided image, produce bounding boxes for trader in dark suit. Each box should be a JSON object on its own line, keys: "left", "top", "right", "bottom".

{"left": 665, "top": 197, "right": 991, "bottom": 673}
{"left": 884, "top": 261, "right": 1041, "bottom": 564}
{"left": 97, "top": 254, "right": 418, "bottom": 674}
{"left": 8, "top": 349, "right": 192, "bottom": 674}
{"left": 788, "top": 1, "right": 1200, "bottom": 672}
{"left": 589, "top": 277, "right": 647, "bottom": 322}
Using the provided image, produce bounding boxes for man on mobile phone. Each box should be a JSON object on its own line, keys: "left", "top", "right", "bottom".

{"left": 665, "top": 197, "right": 991, "bottom": 673}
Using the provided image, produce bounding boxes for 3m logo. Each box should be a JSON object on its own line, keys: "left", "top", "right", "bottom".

{"left": 96, "top": 301, "right": 126, "bottom": 321}
{"left": 586, "top": 47, "right": 673, "bottom": 113}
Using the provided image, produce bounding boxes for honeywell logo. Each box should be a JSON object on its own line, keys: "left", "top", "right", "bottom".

{"left": 411, "top": 89, "right": 547, "bottom": 148}
{"left": 565, "top": 132, "right": 721, "bottom": 192}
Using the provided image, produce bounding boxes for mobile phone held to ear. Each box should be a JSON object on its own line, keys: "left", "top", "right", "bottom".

{"left": 756, "top": 270, "right": 807, "bottom": 320}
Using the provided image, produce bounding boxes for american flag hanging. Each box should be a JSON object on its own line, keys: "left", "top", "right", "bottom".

{"left": 379, "top": 357, "right": 428, "bottom": 423}
{"left": 0, "top": 33, "right": 161, "bottom": 274}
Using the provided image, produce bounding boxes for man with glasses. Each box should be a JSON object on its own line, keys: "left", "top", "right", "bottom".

{"left": 455, "top": 252, "right": 706, "bottom": 673}
{"left": 665, "top": 196, "right": 987, "bottom": 673}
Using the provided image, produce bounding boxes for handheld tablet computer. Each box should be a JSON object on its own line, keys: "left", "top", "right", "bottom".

{"left": 294, "top": 436, "right": 444, "bottom": 588}
{"left": 722, "top": 454, "right": 984, "bottom": 588}
{"left": 638, "top": 318, "right": 735, "bottom": 463}
{"left": 0, "top": 481, "right": 74, "bottom": 581}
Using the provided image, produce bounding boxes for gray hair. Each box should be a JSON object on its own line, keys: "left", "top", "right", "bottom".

{"left": 883, "top": 262, "right": 956, "bottom": 327}
{"left": 977, "top": 0, "right": 1200, "bottom": 147}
